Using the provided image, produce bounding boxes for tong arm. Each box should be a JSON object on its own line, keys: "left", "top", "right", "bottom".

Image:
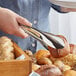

{"left": 20, "top": 25, "right": 64, "bottom": 49}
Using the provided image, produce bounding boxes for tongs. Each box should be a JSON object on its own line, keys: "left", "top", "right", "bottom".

{"left": 20, "top": 25, "right": 65, "bottom": 50}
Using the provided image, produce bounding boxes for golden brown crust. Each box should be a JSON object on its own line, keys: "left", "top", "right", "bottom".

{"left": 37, "top": 57, "right": 52, "bottom": 65}
{"left": 13, "top": 42, "right": 31, "bottom": 60}
{"left": 48, "top": 35, "right": 70, "bottom": 58}
{"left": 36, "top": 65, "right": 62, "bottom": 76}
{"left": 63, "top": 70, "right": 76, "bottom": 76}
{"left": 34, "top": 49, "right": 50, "bottom": 60}
{"left": 70, "top": 44, "right": 76, "bottom": 54}
{"left": 24, "top": 50, "right": 33, "bottom": 57}
{"left": 32, "top": 63, "right": 41, "bottom": 71}
{"left": 54, "top": 60, "right": 64, "bottom": 71}
{"left": 0, "top": 36, "right": 15, "bottom": 60}
{"left": 50, "top": 54, "right": 76, "bottom": 67}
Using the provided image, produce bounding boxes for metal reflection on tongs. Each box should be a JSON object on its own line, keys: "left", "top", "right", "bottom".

{"left": 20, "top": 24, "right": 64, "bottom": 50}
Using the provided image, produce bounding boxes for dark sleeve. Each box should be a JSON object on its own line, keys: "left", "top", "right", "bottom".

{"left": 51, "top": 3, "right": 68, "bottom": 13}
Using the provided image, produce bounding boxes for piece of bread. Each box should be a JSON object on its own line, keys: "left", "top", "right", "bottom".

{"left": 54, "top": 60, "right": 65, "bottom": 71}
{"left": 34, "top": 49, "right": 50, "bottom": 60}
{"left": 36, "top": 65, "right": 62, "bottom": 76}
{"left": 70, "top": 44, "right": 76, "bottom": 54}
{"left": 64, "top": 70, "right": 76, "bottom": 76}
{"left": 48, "top": 35, "right": 70, "bottom": 58}
{"left": 0, "top": 36, "right": 15, "bottom": 60}
{"left": 37, "top": 57, "right": 52, "bottom": 65}
{"left": 32, "top": 63, "right": 41, "bottom": 71}
{"left": 50, "top": 54, "right": 76, "bottom": 67}
{"left": 54, "top": 60, "right": 71, "bottom": 72}
{"left": 63, "top": 65, "right": 71, "bottom": 72}
{"left": 24, "top": 50, "right": 33, "bottom": 57}
{"left": 13, "top": 42, "right": 31, "bottom": 60}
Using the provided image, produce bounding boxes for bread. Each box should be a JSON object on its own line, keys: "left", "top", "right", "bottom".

{"left": 63, "top": 65, "right": 71, "bottom": 72}
{"left": 54, "top": 60, "right": 71, "bottom": 72}
{"left": 37, "top": 57, "right": 52, "bottom": 65}
{"left": 36, "top": 65, "right": 62, "bottom": 76}
{"left": 0, "top": 36, "right": 15, "bottom": 60}
{"left": 32, "top": 63, "right": 41, "bottom": 71}
{"left": 50, "top": 54, "right": 76, "bottom": 67}
{"left": 64, "top": 70, "right": 76, "bottom": 76}
{"left": 34, "top": 49, "right": 50, "bottom": 60}
{"left": 24, "top": 50, "right": 33, "bottom": 56}
{"left": 70, "top": 44, "right": 76, "bottom": 54}
{"left": 48, "top": 35, "right": 70, "bottom": 58}
{"left": 54, "top": 60, "right": 64, "bottom": 71}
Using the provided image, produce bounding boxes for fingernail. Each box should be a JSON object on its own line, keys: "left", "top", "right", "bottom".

{"left": 28, "top": 22, "right": 32, "bottom": 27}
{"left": 23, "top": 33, "right": 28, "bottom": 38}
{"left": 19, "top": 27, "right": 28, "bottom": 38}
{"left": 25, "top": 19, "right": 32, "bottom": 27}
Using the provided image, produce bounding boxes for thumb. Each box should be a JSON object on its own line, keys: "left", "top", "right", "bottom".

{"left": 16, "top": 15, "right": 32, "bottom": 26}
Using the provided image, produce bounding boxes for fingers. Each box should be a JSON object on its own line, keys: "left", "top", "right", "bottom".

{"left": 16, "top": 16, "right": 32, "bottom": 27}
{"left": 12, "top": 18, "right": 29, "bottom": 38}
{"left": 0, "top": 8, "right": 30, "bottom": 38}
{"left": 14, "top": 15, "right": 31, "bottom": 38}
{"left": 14, "top": 26, "right": 28, "bottom": 38}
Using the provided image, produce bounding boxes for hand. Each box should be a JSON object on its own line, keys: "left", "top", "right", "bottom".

{"left": 0, "top": 7, "right": 32, "bottom": 38}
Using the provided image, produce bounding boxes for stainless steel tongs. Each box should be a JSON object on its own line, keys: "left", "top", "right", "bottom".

{"left": 20, "top": 24, "right": 65, "bottom": 50}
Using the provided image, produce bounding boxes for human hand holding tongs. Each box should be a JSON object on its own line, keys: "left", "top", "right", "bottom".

{"left": 20, "top": 24, "right": 65, "bottom": 50}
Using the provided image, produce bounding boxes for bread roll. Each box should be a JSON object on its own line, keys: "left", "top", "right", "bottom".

{"left": 64, "top": 70, "right": 76, "bottom": 76}
{"left": 0, "top": 36, "right": 15, "bottom": 60}
{"left": 54, "top": 60, "right": 64, "bottom": 71}
{"left": 48, "top": 35, "right": 70, "bottom": 58}
{"left": 24, "top": 50, "right": 33, "bottom": 56}
{"left": 34, "top": 49, "right": 50, "bottom": 60}
{"left": 36, "top": 65, "right": 62, "bottom": 76}
{"left": 37, "top": 57, "right": 52, "bottom": 65}
{"left": 70, "top": 44, "right": 76, "bottom": 54}
{"left": 54, "top": 60, "right": 71, "bottom": 72}
{"left": 32, "top": 63, "right": 41, "bottom": 71}
{"left": 50, "top": 54, "right": 76, "bottom": 67}
{"left": 63, "top": 65, "right": 71, "bottom": 72}
{"left": 72, "top": 65, "right": 76, "bottom": 71}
